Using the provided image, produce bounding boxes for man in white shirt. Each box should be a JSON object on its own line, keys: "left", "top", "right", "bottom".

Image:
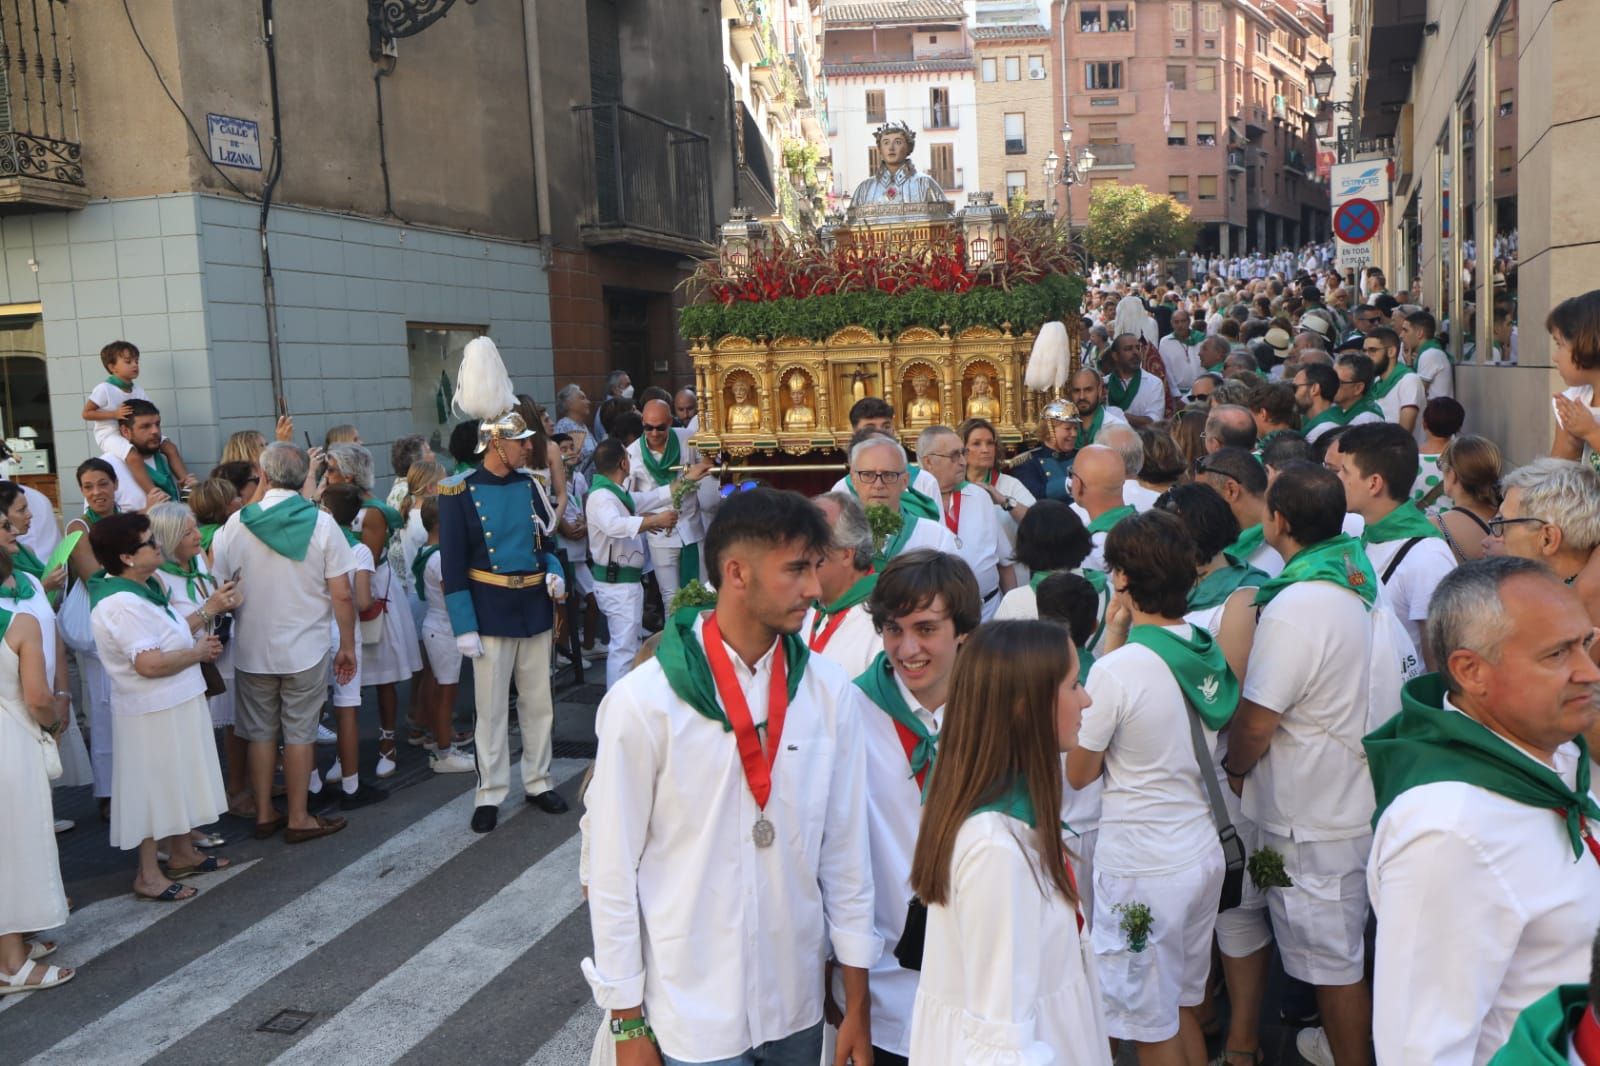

{"left": 801, "top": 493, "right": 883, "bottom": 680}
{"left": 1364, "top": 558, "right": 1600, "bottom": 1065}
{"left": 1335, "top": 423, "right": 1457, "bottom": 662}
{"left": 1197, "top": 447, "right": 1285, "bottom": 576}
{"left": 672, "top": 387, "right": 698, "bottom": 432}
{"left": 848, "top": 548, "right": 980, "bottom": 1066}
{"left": 583, "top": 488, "right": 880, "bottom": 1066}
{"left": 1222, "top": 461, "right": 1379, "bottom": 1066}
{"left": 1069, "top": 445, "right": 1136, "bottom": 571}
{"left": 1088, "top": 421, "right": 1155, "bottom": 515}
{"left": 1104, "top": 332, "right": 1167, "bottom": 426}
{"left": 585, "top": 438, "right": 706, "bottom": 688}
{"left": 101, "top": 400, "right": 179, "bottom": 514}
{"left": 846, "top": 436, "right": 956, "bottom": 565}
{"left": 1402, "top": 309, "right": 1454, "bottom": 401}
{"left": 829, "top": 400, "right": 942, "bottom": 503}
{"left": 1363, "top": 327, "right": 1426, "bottom": 433}
{"left": 1158, "top": 308, "right": 1207, "bottom": 396}
{"left": 211, "top": 443, "right": 357, "bottom": 843}
{"left": 625, "top": 398, "right": 720, "bottom": 609}
{"left": 1066, "top": 509, "right": 1230, "bottom": 1057}
{"left": 915, "top": 426, "right": 1008, "bottom": 617}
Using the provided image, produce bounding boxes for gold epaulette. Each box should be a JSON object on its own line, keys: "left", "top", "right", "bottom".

{"left": 438, "top": 480, "right": 466, "bottom": 496}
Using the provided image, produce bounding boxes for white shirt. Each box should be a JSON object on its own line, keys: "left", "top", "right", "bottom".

{"left": 420, "top": 547, "right": 448, "bottom": 634}
{"left": 1240, "top": 537, "right": 1285, "bottom": 578}
{"left": 909, "top": 813, "right": 1111, "bottom": 1066}
{"left": 10, "top": 573, "right": 56, "bottom": 680}
{"left": 393, "top": 507, "right": 427, "bottom": 598}
{"left": 1375, "top": 371, "right": 1427, "bottom": 425}
{"left": 1363, "top": 532, "right": 1456, "bottom": 653}
{"left": 334, "top": 541, "right": 376, "bottom": 650}
{"left": 86, "top": 378, "right": 150, "bottom": 452}
{"left": 209, "top": 488, "right": 356, "bottom": 676}
{"left": 1560, "top": 385, "right": 1600, "bottom": 470}
{"left": 1241, "top": 580, "right": 1375, "bottom": 840}
{"left": 981, "top": 471, "right": 1035, "bottom": 567}
{"left": 100, "top": 448, "right": 158, "bottom": 513}
{"left": 90, "top": 588, "right": 205, "bottom": 715}
{"left": 1123, "top": 479, "right": 1162, "bottom": 513}
{"left": 1370, "top": 713, "right": 1600, "bottom": 1066}
{"left": 582, "top": 616, "right": 880, "bottom": 1062}
{"left": 939, "top": 482, "right": 1002, "bottom": 616}
{"left": 901, "top": 514, "right": 960, "bottom": 558}
{"left": 1158, "top": 333, "right": 1205, "bottom": 393}
{"left": 625, "top": 429, "right": 719, "bottom": 547}
{"left": 558, "top": 470, "right": 588, "bottom": 563}
{"left": 1304, "top": 409, "right": 1382, "bottom": 443}
{"left": 585, "top": 482, "right": 672, "bottom": 571}
{"left": 1103, "top": 370, "right": 1166, "bottom": 422}
{"left": 16, "top": 484, "right": 60, "bottom": 563}
{"left": 830, "top": 467, "right": 942, "bottom": 503}
{"left": 1414, "top": 344, "right": 1454, "bottom": 401}
{"left": 800, "top": 600, "right": 881, "bottom": 682}
{"left": 1079, "top": 637, "right": 1221, "bottom": 875}
{"left": 846, "top": 671, "right": 942, "bottom": 1056}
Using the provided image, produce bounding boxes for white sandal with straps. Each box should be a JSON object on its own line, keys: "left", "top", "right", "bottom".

{"left": 376, "top": 728, "right": 397, "bottom": 779}
{"left": 0, "top": 958, "right": 75, "bottom": 995}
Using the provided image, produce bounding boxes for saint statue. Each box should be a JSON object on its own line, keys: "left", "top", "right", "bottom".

{"left": 905, "top": 373, "right": 942, "bottom": 426}
{"left": 965, "top": 372, "right": 1001, "bottom": 420}
{"left": 848, "top": 364, "right": 875, "bottom": 403}
{"left": 725, "top": 378, "right": 761, "bottom": 433}
{"left": 850, "top": 121, "right": 947, "bottom": 209}
{"left": 782, "top": 372, "right": 817, "bottom": 431}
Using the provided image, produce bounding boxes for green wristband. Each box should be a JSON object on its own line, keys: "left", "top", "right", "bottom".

{"left": 609, "top": 1016, "right": 652, "bottom": 1043}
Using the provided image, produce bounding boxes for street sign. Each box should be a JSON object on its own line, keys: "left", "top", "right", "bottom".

{"left": 1336, "top": 241, "right": 1374, "bottom": 271}
{"left": 1331, "top": 160, "right": 1390, "bottom": 205}
{"left": 1333, "top": 198, "right": 1381, "bottom": 244}
{"left": 207, "top": 114, "right": 262, "bottom": 171}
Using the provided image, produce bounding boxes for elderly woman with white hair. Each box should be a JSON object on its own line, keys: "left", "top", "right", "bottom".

{"left": 325, "top": 443, "right": 422, "bottom": 779}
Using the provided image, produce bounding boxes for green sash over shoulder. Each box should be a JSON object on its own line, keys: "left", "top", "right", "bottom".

{"left": 412, "top": 544, "right": 439, "bottom": 593}
{"left": 589, "top": 473, "right": 635, "bottom": 515}
{"left": 640, "top": 431, "right": 681, "bottom": 487}
{"left": 656, "top": 610, "right": 808, "bottom": 730}
{"left": 1253, "top": 533, "right": 1377, "bottom": 610}
{"left": 240, "top": 495, "right": 320, "bottom": 562}
{"left": 1123, "top": 623, "right": 1239, "bottom": 729}
{"left": 1228, "top": 523, "right": 1265, "bottom": 562}
{"left": 147, "top": 453, "right": 182, "bottom": 504}
{"left": 1106, "top": 370, "right": 1142, "bottom": 412}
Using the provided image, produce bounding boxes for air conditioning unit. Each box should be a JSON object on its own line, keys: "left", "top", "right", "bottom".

{"left": 1027, "top": 68, "right": 1047, "bottom": 80}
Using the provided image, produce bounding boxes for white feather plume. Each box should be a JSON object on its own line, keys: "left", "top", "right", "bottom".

{"left": 452, "top": 336, "right": 517, "bottom": 421}
{"left": 1024, "top": 320, "right": 1070, "bottom": 391}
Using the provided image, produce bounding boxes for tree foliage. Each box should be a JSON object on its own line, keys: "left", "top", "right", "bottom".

{"left": 1081, "top": 184, "right": 1200, "bottom": 272}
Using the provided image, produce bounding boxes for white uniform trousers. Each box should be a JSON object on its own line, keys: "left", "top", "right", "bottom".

{"left": 647, "top": 540, "right": 683, "bottom": 610}
{"left": 471, "top": 631, "right": 554, "bottom": 807}
{"left": 594, "top": 580, "right": 644, "bottom": 689}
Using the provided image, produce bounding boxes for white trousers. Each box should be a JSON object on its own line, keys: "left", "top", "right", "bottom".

{"left": 647, "top": 540, "right": 682, "bottom": 610}
{"left": 81, "top": 652, "right": 114, "bottom": 799}
{"left": 471, "top": 631, "right": 553, "bottom": 807}
{"left": 594, "top": 581, "right": 644, "bottom": 689}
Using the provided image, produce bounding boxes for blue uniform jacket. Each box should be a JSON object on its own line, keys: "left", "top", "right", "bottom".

{"left": 437, "top": 466, "right": 562, "bottom": 639}
{"left": 1011, "top": 447, "right": 1077, "bottom": 504}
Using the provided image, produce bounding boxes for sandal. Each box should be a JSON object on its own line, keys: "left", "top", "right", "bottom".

{"left": 26, "top": 939, "right": 56, "bottom": 962}
{"left": 191, "top": 831, "right": 225, "bottom": 849}
{"left": 136, "top": 882, "right": 199, "bottom": 903}
{"left": 376, "top": 729, "right": 397, "bottom": 779}
{"left": 0, "top": 959, "right": 75, "bottom": 995}
{"left": 168, "top": 855, "right": 231, "bottom": 879}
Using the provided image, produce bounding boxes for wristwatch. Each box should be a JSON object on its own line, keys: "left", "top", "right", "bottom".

{"left": 610, "top": 1016, "right": 653, "bottom": 1043}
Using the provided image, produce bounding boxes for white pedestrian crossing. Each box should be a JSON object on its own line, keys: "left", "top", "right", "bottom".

{"left": 524, "top": 1003, "right": 605, "bottom": 1066}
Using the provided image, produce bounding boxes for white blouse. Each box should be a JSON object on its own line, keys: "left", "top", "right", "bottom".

{"left": 89, "top": 588, "right": 204, "bottom": 715}
{"left": 909, "top": 812, "right": 1111, "bottom": 1065}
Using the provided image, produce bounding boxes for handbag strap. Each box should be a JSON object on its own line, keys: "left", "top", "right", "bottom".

{"left": 1380, "top": 536, "right": 1424, "bottom": 585}
{"left": 1182, "top": 692, "right": 1241, "bottom": 848}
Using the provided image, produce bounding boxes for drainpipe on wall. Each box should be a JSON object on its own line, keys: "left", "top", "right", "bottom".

{"left": 259, "top": 0, "right": 287, "bottom": 416}
{"left": 522, "top": 0, "right": 553, "bottom": 242}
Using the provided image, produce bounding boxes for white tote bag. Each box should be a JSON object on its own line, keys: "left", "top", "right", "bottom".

{"left": 58, "top": 580, "right": 95, "bottom": 654}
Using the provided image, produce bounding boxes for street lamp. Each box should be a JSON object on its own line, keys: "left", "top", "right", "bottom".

{"left": 1309, "top": 58, "right": 1336, "bottom": 99}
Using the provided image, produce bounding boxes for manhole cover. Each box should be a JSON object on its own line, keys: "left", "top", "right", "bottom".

{"left": 553, "top": 739, "right": 597, "bottom": 759}
{"left": 257, "top": 1009, "right": 316, "bottom": 1035}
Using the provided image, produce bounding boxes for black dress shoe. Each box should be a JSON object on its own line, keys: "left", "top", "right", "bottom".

{"left": 470, "top": 805, "right": 499, "bottom": 833}
{"left": 339, "top": 782, "right": 389, "bottom": 811}
{"left": 526, "top": 790, "right": 569, "bottom": 814}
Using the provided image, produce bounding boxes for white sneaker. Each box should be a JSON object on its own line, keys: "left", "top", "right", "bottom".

{"left": 1295, "top": 1026, "right": 1335, "bottom": 1066}
{"left": 584, "top": 642, "right": 609, "bottom": 660}
{"left": 323, "top": 760, "right": 344, "bottom": 785}
{"left": 431, "top": 748, "right": 475, "bottom": 774}
{"left": 315, "top": 723, "right": 337, "bottom": 745}
{"left": 53, "top": 819, "right": 74, "bottom": 834}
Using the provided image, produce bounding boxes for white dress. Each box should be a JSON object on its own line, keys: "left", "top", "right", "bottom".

{"left": 9, "top": 573, "right": 92, "bottom": 787}
{"left": 0, "top": 628, "right": 69, "bottom": 935}
{"left": 155, "top": 556, "right": 234, "bottom": 728}
{"left": 909, "top": 812, "right": 1111, "bottom": 1065}
{"left": 353, "top": 507, "right": 422, "bottom": 686}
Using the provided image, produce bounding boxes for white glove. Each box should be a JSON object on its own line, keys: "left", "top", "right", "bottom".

{"left": 546, "top": 571, "right": 567, "bottom": 602}
{"left": 456, "top": 632, "right": 484, "bottom": 659}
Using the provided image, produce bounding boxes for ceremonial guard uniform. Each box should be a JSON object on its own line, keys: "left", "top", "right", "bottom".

{"left": 439, "top": 337, "right": 567, "bottom": 832}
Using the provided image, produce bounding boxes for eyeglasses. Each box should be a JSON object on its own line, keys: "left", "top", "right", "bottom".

{"left": 139, "top": 538, "right": 159, "bottom": 551}
{"left": 923, "top": 449, "right": 967, "bottom": 462}
{"left": 853, "top": 470, "right": 906, "bottom": 485}
{"left": 1487, "top": 515, "right": 1548, "bottom": 538}
{"left": 642, "top": 423, "right": 671, "bottom": 432}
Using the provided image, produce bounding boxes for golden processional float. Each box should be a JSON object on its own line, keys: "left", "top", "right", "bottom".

{"left": 679, "top": 121, "right": 1087, "bottom": 486}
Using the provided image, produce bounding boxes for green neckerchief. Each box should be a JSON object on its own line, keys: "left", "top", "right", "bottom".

{"left": 1336, "top": 397, "right": 1385, "bottom": 424}
{"left": 82, "top": 505, "right": 115, "bottom": 527}
{"left": 199, "top": 523, "right": 219, "bottom": 552}
{"left": 240, "top": 495, "right": 320, "bottom": 562}
{"left": 1487, "top": 985, "right": 1587, "bottom": 1065}
{"left": 1253, "top": 533, "right": 1377, "bottom": 610}
{"left": 639, "top": 430, "right": 681, "bottom": 487}
{"left": 1188, "top": 554, "right": 1269, "bottom": 611}
{"left": 854, "top": 652, "right": 937, "bottom": 787}
{"left": 362, "top": 496, "right": 404, "bottom": 535}
{"left": 1086, "top": 504, "right": 1136, "bottom": 535}
{"left": 1369, "top": 359, "right": 1416, "bottom": 401}
{"left": 11, "top": 543, "right": 46, "bottom": 580}
{"left": 147, "top": 453, "right": 181, "bottom": 503}
{"left": 1228, "top": 523, "right": 1265, "bottom": 561}
{"left": 341, "top": 527, "right": 361, "bottom": 548}
{"left": 105, "top": 374, "right": 134, "bottom": 390}
{"left": 817, "top": 570, "right": 877, "bottom": 619}
{"left": 1124, "top": 622, "right": 1240, "bottom": 729}
{"left": 1254, "top": 429, "right": 1291, "bottom": 456}
{"left": 157, "top": 558, "right": 215, "bottom": 604}
{"left": 88, "top": 572, "right": 176, "bottom": 621}
{"left": 412, "top": 543, "right": 439, "bottom": 594}
{"left": 1081, "top": 404, "right": 1107, "bottom": 447}
{"left": 1105, "top": 369, "right": 1142, "bottom": 412}
{"left": 1416, "top": 336, "right": 1452, "bottom": 365}
{"left": 844, "top": 472, "right": 940, "bottom": 523}
{"left": 1362, "top": 501, "right": 1445, "bottom": 545}
{"left": 1301, "top": 405, "right": 1345, "bottom": 435}
{"left": 975, "top": 466, "right": 997, "bottom": 486}
{"left": 590, "top": 473, "right": 636, "bottom": 515}
{"left": 1366, "top": 674, "right": 1600, "bottom": 860}
{"left": 654, "top": 609, "right": 809, "bottom": 730}
{"left": 972, "top": 774, "right": 1037, "bottom": 826}
{"left": 0, "top": 575, "right": 37, "bottom": 606}
{"left": 1076, "top": 644, "right": 1095, "bottom": 684}
{"left": 1029, "top": 566, "right": 1108, "bottom": 597}
{"left": 1184, "top": 329, "right": 1206, "bottom": 346}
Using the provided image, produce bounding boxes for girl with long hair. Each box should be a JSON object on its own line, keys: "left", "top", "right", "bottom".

{"left": 908, "top": 620, "right": 1109, "bottom": 1065}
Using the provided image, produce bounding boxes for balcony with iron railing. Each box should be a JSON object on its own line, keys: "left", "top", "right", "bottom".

{"left": 573, "top": 104, "right": 715, "bottom": 255}
{"left": 0, "top": 0, "right": 85, "bottom": 211}
{"left": 1088, "top": 142, "right": 1135, "bottom": 168}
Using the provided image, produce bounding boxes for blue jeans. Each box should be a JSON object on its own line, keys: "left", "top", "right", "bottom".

{"left": 660, "top": 1021, "right": 824, "bottom": 1066}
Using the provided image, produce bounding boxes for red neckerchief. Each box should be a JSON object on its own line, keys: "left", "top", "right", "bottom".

{"left": 1554, "top": 809, "right": 1600, "bottom": 867}
{"left": 943, "top": 488, "right": 962, "bottom": 535}
{"left": 1575, "top": 1005, "right": 1600, "bottom": 1066}
{"left": 808, "top": 606, "right": 851, "bottom": 652}
{"left": 703, "top": 614, "right": 788, "bottom": 811}
{"left": 1062, "top": 849, "right": 1085, "bottom": 933}
{"left": 891, "top": 718, "right": 930, "bottom": 792}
